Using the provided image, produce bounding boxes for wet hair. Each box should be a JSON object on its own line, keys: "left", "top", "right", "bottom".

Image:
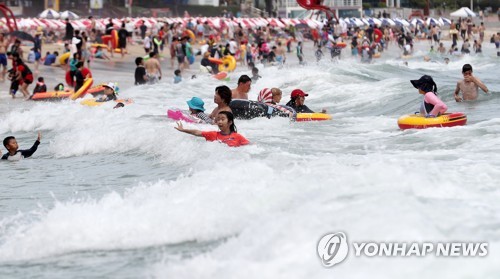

{"left": 135, "top": 57, "right": 143, "bottom": 66}
{"left": 237, "top": 75, "right": 251, "bottom": 85}
{"left": 218, "top": 111, "right": 237, "bottom": 133}
{"left": 54, "top": 51, "right": 59, "bottom": 56}
{"left": 38, "top": 77, "right": 44, "bottom": 82}
{"left": 149, "top": 52, "right": 157, "bottom": 58}
{"left": 215, "top": 85, "right": 232, "bottom": 105}
{"left": 174, "top": 69, "right": 181, "bottom": 76}
{"left": 252, "top": 67, "right": 259, "bottom": 74}
{"left": 3, "top": 136, "right": 15, "bottom": 148}
{"left": 462, "top": 64, "right": 473, "bottom": 73}
{"left": 76, "top": 61, "right": 83, "bottom": 68}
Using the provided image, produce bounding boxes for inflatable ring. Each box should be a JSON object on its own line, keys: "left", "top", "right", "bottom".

{"left": 101, "top": 35, "right": 114, "bottom": 48}
{"left": 86, "top": 83, "right": 106, "bottom": 95}
{"left": 336, "top": 42, "right": 347, "bottom": 48}
{"left": 296, "top": 113, "right": 332, "bottom": 122}
{"left": 113, "top": 48, "right": 127, "bottom": 53}
{"left": 31, "top": 90, "right": 74, "bottom": 101}
{"left": 373, "top": 53, "right": 381, "bottom": 58}
{"left": 212, "top": 71, "right": 228, "bottom": 80}
{"left": 59, "top": 52, "right": 70, "bottom": 65}
{"left": 229, "top": 99, "right": 295, "bottom": 120}
{"left": 167, "top": 109, "right": 196, "bottom": 123}
{"left": 397, "top": 113, "right": 467, "bottom": 130}
{"left": 182, "top": 29, "right": 195, "bottom": 41}
{"left": 70, "top": 78, "right": 93, "bottom": 100}
{"left": 111, "top": 29, "right": 119, "bottom": 49}
{"left": 81, "top": 98, "right": 133, "bottom": 107}
{"left": 208, "top": 57, "right": 223, "bottom": 65}
{"left": 65, "top": 67, "right": 92, "bottom": 87}
{"left": 218, "top": 55, "right": 236, "bottom": 72}
{"left": 91, "top": 43, "right": 109, "bottom": 50}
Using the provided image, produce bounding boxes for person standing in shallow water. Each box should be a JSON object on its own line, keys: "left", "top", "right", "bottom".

{"left": 209, "top": 85, "right": 232, "bottom": 119}
{"left": 454, "top": 64, "right": 488, "bottom": 102}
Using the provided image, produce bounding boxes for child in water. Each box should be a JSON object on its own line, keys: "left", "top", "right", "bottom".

{"left": 175, "top": 111, "right": 249, "bottom": 147}
{"left": 410, "top": 75, "right": 447, "bottom": 117}
{"left": 453, "top": 64, "right": 489, "bottom": 102}
{"left": 2, "top": 132, "right": 41, "bottom": 161}
{"left": 32, "top": 77, "right": 47, "bottom": 95}
{"left": 174, "top": 69, "right": 182, "bottom": 84}
{"left": 186, "top": 97, "right": 213, "bottom": 124}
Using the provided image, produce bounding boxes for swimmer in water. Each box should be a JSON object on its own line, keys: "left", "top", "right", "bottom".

{"left": 175, "top": 111, "right": 249, "bottom": 147}
{"left": 285, "top": 89, "right": 326, "bottom": 113}
{"left": 96, "top": 82, "right": 118, "bottom": 102}
{"left": 2, "top": 132, "right": 41, "bottom": 161}
{"left": 410, "top": 75, "right": 447, "bottom": 117}
{"left": 453, "top": 64, "right": 489, "bottom": 102}
{"left": 186, "top": 97, "right": 213, "bottom": 124}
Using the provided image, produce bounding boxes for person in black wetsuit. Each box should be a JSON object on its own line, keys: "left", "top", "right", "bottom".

{"left": 285, "top": 89, "right": 326, "bottom": 113}
{"left": 2, "top": 132, "right": 41, "bottom": 161}
{"left": 134, "top": 57, "right": 147, "bottom": 85}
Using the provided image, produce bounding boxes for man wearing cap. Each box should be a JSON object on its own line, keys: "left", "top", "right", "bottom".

{"left": 286, "top": 89, "right": 326, "bottom": 113}
{"left": 231, "top": 75, "right": 252, "bottom": 100}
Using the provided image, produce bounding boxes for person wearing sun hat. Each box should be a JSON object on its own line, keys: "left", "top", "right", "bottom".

{"left": 187, "top": 97, "right": 213, "bottom": 124}
{"left": 285, "top": 89, "right": 326, "bottom": 113}
{"left": 96, "top": 82, "right": 118, "bottom": 102}
{"left": 410, "top": 75, "right": 447, "bottom": 117}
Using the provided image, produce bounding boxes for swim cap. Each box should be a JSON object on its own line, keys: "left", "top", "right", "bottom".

{"left": 291, "top": 89, "right": 309, "bottom": 99}
{"left": 258, "top": 88, "right": 273, "bottom": 103}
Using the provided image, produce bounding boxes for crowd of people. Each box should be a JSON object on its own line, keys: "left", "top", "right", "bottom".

{"left": 1, "top": 13, "right": 497, "bottom": 151}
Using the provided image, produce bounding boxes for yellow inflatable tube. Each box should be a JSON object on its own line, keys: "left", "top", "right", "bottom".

{"left": 296, "top": 113, "right": 332, "bottom": 122}
{"left": 397, "top": 112, "right": 467, "bottom": 129}
{"left": 218, "top": 55, "right": 236, "bottom": 72}
{"left": 70, "top": 78, "right": 93, "bottom": 100}
{"left": 59, "top": 52, "right": 71, "bottom": 65}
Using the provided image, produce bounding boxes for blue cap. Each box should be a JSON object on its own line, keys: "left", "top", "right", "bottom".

{"left": 187, "top": 97, "right": 205, "bottom": 112}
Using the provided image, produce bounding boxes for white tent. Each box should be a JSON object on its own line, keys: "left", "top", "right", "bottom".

{"left": 450, "top": 7, "right": 476, "bottom": 17}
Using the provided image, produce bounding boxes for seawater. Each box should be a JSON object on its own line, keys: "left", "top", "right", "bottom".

{"left": 0, "top": 41, "right": 499, "bottom": 278}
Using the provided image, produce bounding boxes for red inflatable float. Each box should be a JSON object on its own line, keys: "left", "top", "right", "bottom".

{"left": 66, "top": 67, "right": 92, "bottom": 87}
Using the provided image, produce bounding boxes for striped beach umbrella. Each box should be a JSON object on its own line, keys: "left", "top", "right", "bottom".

{"left": 39, "top": 9, "right": 60, "bottom": 19}
{"left": 60, "top": 11, "right": 79, "bottom": 20}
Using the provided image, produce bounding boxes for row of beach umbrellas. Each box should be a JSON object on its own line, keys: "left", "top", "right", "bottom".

{"left": 39, "top": 9, "right": 80, "bottom": 20}
{"left": 0, "top": 16, "right": 458, "bottom": 33}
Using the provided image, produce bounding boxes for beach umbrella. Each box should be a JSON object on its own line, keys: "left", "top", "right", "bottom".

{"left": 394, "top": 18, "right": 410, "bottom": 27}
{"left": 439, "top": 17, "right": 451, "bottom": 26}
{"left": 426, "top": 17, "right": 441, "bottom": 26}
{"left": 360, "top": 18, "right": 370, "bottom": 26}
{"left": 410, "top": 18, "right": 424, "bottom": 26}
{"left": 60, "top": 10, "right": 80, "bottom": 20}
{"left": 39, "top": 9, "right": 60, "bottom": 19}
{"left": 352, "top": 18, "right": 365, "bottom": 27}
{"left": 381, "top": 18, "right": 396, "bottom": 26}
{"left": 367, "top": 17, "right": 382, "bottom": 26}
{"left": 9, "top": 30, "right": 35, "bottom": 42}
{"left": 450, "top": 7, "right": 476, "bottom": 17}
